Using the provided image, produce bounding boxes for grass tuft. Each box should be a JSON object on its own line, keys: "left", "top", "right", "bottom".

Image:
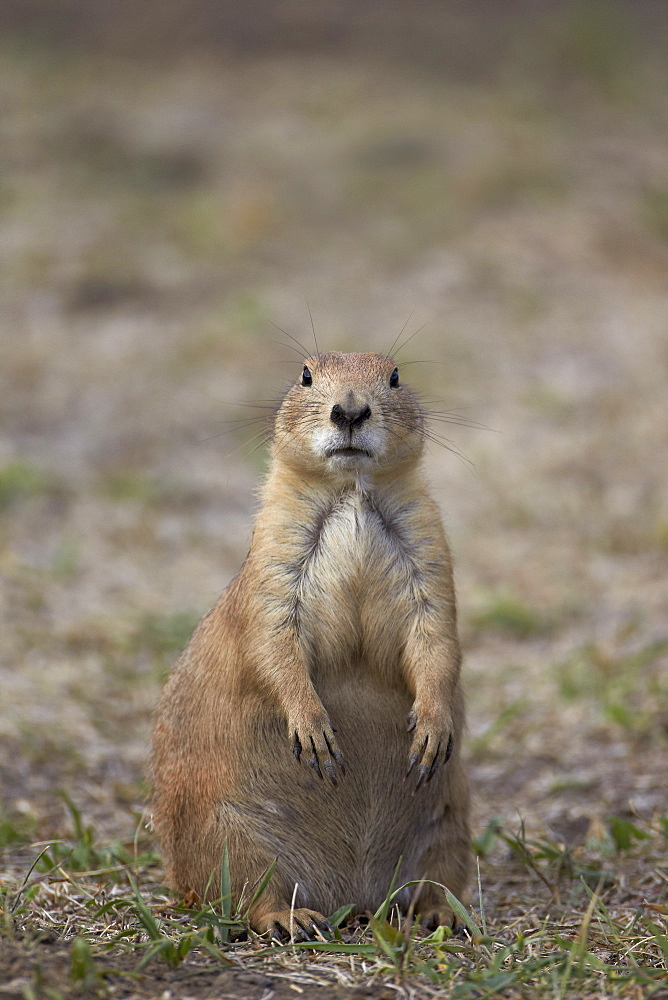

{"left": 2, "top": 804, "right": 666, "bottom": 995}
{"left": 0, "top": 460, "right": 51, "bottom": 510}
{"left": 469, "top": 592, "right": 551, "bottom": 639}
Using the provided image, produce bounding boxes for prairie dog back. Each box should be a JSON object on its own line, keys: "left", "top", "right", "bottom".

{"left": 150, "top": 351, "right": 470, "bottom": 937}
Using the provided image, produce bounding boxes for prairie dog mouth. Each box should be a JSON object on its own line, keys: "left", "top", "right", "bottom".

{"left": 325, "top": 445, "right": 373, "bottom": 458}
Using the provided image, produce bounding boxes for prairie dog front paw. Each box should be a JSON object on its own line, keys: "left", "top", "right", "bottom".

{"left": 289, "top": 710, "right": 345, "bottom": 784}
{"left": 406, "top": 707, "right": 453, "bottom": 790}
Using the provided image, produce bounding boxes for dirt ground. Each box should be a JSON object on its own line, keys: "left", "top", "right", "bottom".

{"left": 0, "top": 3, "right": 667, "bottom": 997}
{"left": 0, "top": 937, "right": 401, "bottom": 999}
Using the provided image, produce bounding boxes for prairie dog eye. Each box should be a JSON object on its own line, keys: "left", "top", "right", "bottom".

{"left": 389, "top": 367, "right": 399, "bottom": 388}
{"left": 301, "top": 366, "right": 312, "bottom": 386}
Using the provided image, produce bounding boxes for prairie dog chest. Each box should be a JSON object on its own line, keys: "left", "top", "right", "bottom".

{"left": 298, "top": 490, "right": 413, "bottom": 660}
{"left": 311, "top": 489, "right": 395, "bottom": 582}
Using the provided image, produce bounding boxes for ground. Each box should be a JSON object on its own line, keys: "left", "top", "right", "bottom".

{"left": 0, "top": 3, "right": 667, "bottom": 997}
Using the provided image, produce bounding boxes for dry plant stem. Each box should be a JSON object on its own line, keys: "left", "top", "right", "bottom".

{"left": 517, "top": 842, "right": 561, "bottom": 906}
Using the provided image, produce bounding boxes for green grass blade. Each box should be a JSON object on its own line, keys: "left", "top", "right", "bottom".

{"left": 329, "top": 903, "right": 355, "bottom": 928}
{"left": 198, "top": 936, "right": 236, "bottom": 964}
{"left": 643, "top": 915, "right": 668, "bottom": 960}
{"left": 369, "top": 916, "right": 403, "bottom": 967}
{"left": 243, "top": 858, "right": 277, "bottom": 919}
{"left": 476, "top": 856, "right": 487, "bottom": 936}
{"left": 127, "top": 875, "right": 162, "bottom": 941}
{"left": 217, "top": 841, "right": 232, "bottom": 942}
{"left": 443, "top": 888, "right": 482, "bottom": 937}
{"left": 55, "top": 790, "right": 85, "bottom": 843}
{"left": 135, "top": 940, "right": 175, "bottom": 970}
{"left": 220, "top": 842, "right": 232, "bottom": 919}
{"left": 374, "top": 856, "right": 403, "bottom": 923}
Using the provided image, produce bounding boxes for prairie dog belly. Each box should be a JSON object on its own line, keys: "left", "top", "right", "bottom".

{"left": 226, "top": 676, "right": 447, "bottom": 914}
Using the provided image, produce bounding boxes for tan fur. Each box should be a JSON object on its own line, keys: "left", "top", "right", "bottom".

{"left": 149, "top": 351, "right": 470, "bottom": 937}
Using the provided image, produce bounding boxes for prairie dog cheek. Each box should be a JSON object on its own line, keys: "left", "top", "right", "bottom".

{"left": 311, "top": 427, "right": 335, "bottom": 458}
{"left": 357, "top": 426, "right": 386, "bottom": 454}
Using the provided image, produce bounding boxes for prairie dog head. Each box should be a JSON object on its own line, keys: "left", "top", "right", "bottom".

{"left": 273, "top": 352, "right": 425, "bottom": 482}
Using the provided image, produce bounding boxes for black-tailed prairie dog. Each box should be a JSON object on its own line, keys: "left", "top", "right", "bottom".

{"left": 150, "top": 351, "right": 470, "bottom": 938}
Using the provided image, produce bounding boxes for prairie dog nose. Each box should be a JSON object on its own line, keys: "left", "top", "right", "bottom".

{"left": 330, "top": 402, "right": 372, "bottom": 431}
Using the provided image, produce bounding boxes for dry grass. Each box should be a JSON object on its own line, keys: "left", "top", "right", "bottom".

{"left": 1, "top": 3, "right": 667, "bottom": 996}
{"left": 1, "top": 802, "right": 666, "bottom": 997}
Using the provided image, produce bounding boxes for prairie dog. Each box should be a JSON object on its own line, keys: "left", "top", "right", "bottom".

{"left": 150, "top": 351, "right": 470, "bottom": 938}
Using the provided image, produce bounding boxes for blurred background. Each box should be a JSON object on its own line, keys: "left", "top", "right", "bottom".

{"left": 1, "top": 1, "right": 666, "bottom": 849}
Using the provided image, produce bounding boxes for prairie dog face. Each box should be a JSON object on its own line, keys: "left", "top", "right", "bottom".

{"left": 273, "top": 352, "right": 425, "bottom": 481}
